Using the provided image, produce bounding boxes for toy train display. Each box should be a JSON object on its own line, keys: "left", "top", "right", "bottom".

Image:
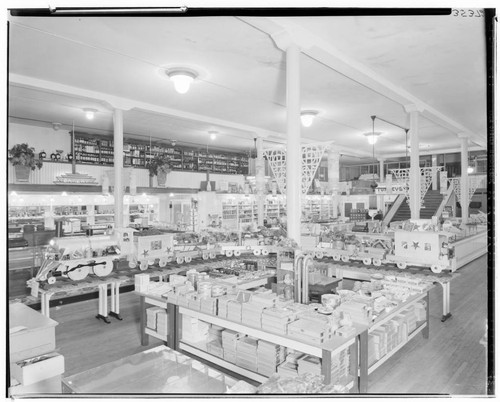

{"left": 34, "top": 226, "right": 457, "bottom": 284}
{"left": 34, "top": 227, "right": 292, "bottom": 283}
{"left": 303, "top": 230, "right": 456, "bottom": 274}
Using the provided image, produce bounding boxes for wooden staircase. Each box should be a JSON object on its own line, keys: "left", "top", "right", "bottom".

{"left": 390, "top": 190, "right": 444, "bottom": 222}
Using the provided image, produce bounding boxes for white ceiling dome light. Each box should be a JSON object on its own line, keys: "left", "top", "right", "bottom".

{"left": 300, "top": 110, "right": 318, "bottom": 127}
{"left": 83, "top": 108, "right": 97, "bottom": 120}
{"left": 364, "top": 131, "right": 382, "bottom": 145}
{"left": 167, "top": 69, "right": 198, "bottom": 94}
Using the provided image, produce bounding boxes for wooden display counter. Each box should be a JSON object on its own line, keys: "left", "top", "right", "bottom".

{"left": 453, "top": 229, "right": 487, "bottom": 269}
{"left": 136, "top": 284, "right": 434, "bottom": 393}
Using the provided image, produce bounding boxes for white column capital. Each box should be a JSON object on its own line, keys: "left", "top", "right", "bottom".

{"left": 271, "top": 30, "right": 299, "bottom": 51}
{"left": 404, "top": 103, "right": 425, "bottom": 114}
{"left": 457, "top": 133, "right": 469, "bottom": 140}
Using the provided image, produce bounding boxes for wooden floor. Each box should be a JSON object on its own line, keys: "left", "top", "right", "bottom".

{"left": 47, "top": 255, "right": 490, "bottom": 395}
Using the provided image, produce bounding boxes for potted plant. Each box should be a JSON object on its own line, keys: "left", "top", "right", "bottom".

{"left": 9, "top": 143, "right": 43, "bottom": 182}
{"left": 147, "top": 154, "right": 172, "bottom": 187}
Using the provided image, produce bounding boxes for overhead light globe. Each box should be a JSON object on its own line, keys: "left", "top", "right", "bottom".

{"left": 300, "top": 111, "right": 318, "bottom": 127}
{"left": 83, "top": 108, "right": 97, "bottom": 120}
{"left": 364, "top": 132, "right": 382, "bottom": 145}
{"left": 467, "top": 166, "right": 474, "bottom": 174}
{"left": 167, "top": 69, "right": 197, "bottom": 94}
{"left": 209, "top": 131, "right": 217, "bottom": 140}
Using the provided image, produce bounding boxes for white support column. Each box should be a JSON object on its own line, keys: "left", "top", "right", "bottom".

{"left": 458, "top": 134, "right": 469, "bottom": 223}
{"left": 431, "top": 154, "right": 438, "bottom": 190}
{"left": 405, "top": 105, "right": 422, "bottom": 219}
{"left": 255, "top": 136, "right": 266, "bottom": 227}
{"left": 285, "top": 43, "right": 302, "bottom": 245}
{"left": 378, "top": 158, "right": 385, "bottom": 183}
{"left": 327, "top": 147, "right": 340, "bottom": 219}
{"left": 113, "top": 109, "right": 124, "bottom": 229}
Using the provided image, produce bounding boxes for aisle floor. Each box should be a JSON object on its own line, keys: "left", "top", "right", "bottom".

{"left": 48, "top": 255, "right": 489, "bottom": 395}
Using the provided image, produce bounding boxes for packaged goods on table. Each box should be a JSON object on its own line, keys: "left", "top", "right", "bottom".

{"left": 181, "top": 316, "right": 210, "bottom": 346}
{"left": 135, "top": 274, "right": 150, "bottom": 292}
{"left": 257, "top": 340, "right": 286, "bottom": 377}
{"left": 236, "top": 336, "right": 259, "bottom": 372}
{"left": 156, "top": 310, "right": 168, "bottom": 336}
{"left": 261, "top": 308, "right": 297, "bottom": 335}
{"left": 146, "top": 306, "right": 164, "bottom": 330}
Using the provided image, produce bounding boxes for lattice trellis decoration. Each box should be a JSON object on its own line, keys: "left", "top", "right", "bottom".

{"left": 468, "top": 175, "right": 487, "bottom": 202}
{"left": 263, "top": 148, "right": 287, "bottom": 195}
{"left": 449, "top": 175, "right": 487, "bottom": 205}
{"left": 420, "top": 167, "right": 443, "bottom": 207}
{"left": 301, "top": 143, "right": 331, "bottom": 195}
{"left": 448, "top": 177, "right": 462, "bottom": 204}
{"left": 390, "top": 169, "right": 410, "bottom": 200}
{"left": 391, "top": 167, "right": 443, "bottom": 209}
{"left": 263, "top": 142, "right": 330, "bottom": 195}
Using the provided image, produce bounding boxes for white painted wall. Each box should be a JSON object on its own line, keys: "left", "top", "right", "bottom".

{"left": 8, "top": 123, "right": 72, "bottom": 154}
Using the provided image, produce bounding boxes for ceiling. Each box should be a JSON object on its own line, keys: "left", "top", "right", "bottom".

{"left": 7, "top": 10, "right": 488, "bottom": 164}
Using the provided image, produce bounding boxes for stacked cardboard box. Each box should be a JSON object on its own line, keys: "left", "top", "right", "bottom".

{"left": 287, "top": 318, "right": 332, "bottom": 344}
{"left": 236, "top": 336, "right": 259, "bottom": 372}
{"left": 200, "top": 297, "right": 218, "bottom": 315}
{"left": 146, "top": 306, "right": 164, "bottom": 330}
{"left": 336, "top": 301, "right": 373, "bottom": 325}
{"left": 261, "top": 308, "right": 297, "bottom": 334}
{"left": 156, "top": 310, "right": 168, "bottom": 337}
{"left": 277, "top": 351, "right": 304, "bottom": 378}
{"left": 227, "top": 300, "right": 243, "bottom": 322}
{"left": 217, "top": 295, "right": 237, "bottom": 319}
{"left": 221, "top": 329, "right": 243, "bottom": 364}
{"left": 297, "top": 354, "right": 321, "bottom": 376}
{"left": 399, "top": 307, "right": 418, "bottom": 333}
{"left": 241, "top": 303, "right": 266, "bottom": 328}
{"left": 414, "top": 301, "right": 427, "bottom": 321}
{"left": 135, "top": 273, "right": 150, "bottom": 292}
{"left": 207, "top": 339, "right": 224, "bottom": 359}
{"left": 370, "top": 328, "right": 388, "bottom": 362}
{"left": 257, "top": 340, "right": 286, "bottom": 377}
{"left": 330, "top": 348, "right": 350, "bottom": 385}
{"left": 181, "top": 315, "right": 209, "bottom": 346}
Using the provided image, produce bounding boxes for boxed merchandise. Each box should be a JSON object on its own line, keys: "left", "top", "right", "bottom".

{"left": 297, "top": 354, "right": 321, "bottom": 376}
{"left": 169, "top": 274, "right": 187, "bottom": 286}
{"left": 236, "top": 336, "right": 259, "bottom": 372}
{"left": 241, "top": 303, "right": 267, "bottom": 328}
{"left": 336, "top": 325, "right": 357, "bottom": 339}
{"left": 217, "top": 295, "right": 238, "bottom": 319}
{"left": 146, "top": 306, "right": 164, "bottom": 330}
{"left": 224, "top": 349, "right": 237, "bottom": 364}
{"left": 11, "top": 352, "right": 65, "bottom": 386}
{"left": 221, "top": 329, "right": 243, "bottom": 354}
{"left": 261, "top": 308, "right": 297, "bottom": 334}
{"left": 287, "top": 319, "right": 332, "bottom": 344}
{"left": 227, "top": 300, "right": 243, "bottom": 322}
{"left": 181, "top": 316, "right": 209, "bottom": 344}
{"left": 200, "top": 297, "right": 218, "bottom": 315}
{"left": 337, "top": 301, "right": 373, "bottom": 324}
{"left": 135, "top": 274, "right": 150, "bottom": 293}
{"left": 207, "top": 339, "right": 224, "bottom": 359}
{"left": 155, "top": 310, "right": 168, "bottom": 336}
{"left": 277, "top": 361, "right": 299, "bottom": 378}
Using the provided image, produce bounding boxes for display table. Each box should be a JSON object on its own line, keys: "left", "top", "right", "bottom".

{"left": 137, "top": 274, "right": 276, "bottom": 348}
{"left": 333, "top": 263, "right": 456, "bottom": 322}
{"left": 358, "top": 289, "right": 431, "bottom": 393}
{"left": 62, "top": 345, "right": 246, "bottom": 394}
{"left": 453, "top": 229, "right": 487, "bottom": 269}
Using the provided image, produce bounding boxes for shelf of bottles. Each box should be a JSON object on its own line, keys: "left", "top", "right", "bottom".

{"left": 73, "top": 133, "right": 248, "bottom": 175}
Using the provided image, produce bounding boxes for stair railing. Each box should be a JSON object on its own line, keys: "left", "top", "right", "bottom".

{"left": 381, "top": 193, "right": 406, "bottom": 228}
{"left": 434, "top": 184, "right": 455, "bottom": 218}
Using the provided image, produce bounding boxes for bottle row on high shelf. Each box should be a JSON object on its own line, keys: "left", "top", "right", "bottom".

{"left": 73, "top": 133, "right": 249, "bottom": 175}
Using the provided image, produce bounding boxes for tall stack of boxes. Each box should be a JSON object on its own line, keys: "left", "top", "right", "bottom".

{"left": 235, "top": 336, "right": 259, "bottom": 372}
{"left": 257, "top": 340, "right": 286, "bottom": 377}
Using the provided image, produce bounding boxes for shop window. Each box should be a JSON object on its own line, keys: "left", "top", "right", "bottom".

{"left": 470, "top": 201, "right": 482, "bottom": 209}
